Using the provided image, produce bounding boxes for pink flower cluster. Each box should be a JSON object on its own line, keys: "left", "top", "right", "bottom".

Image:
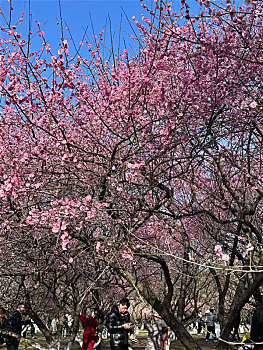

{"left": 214, "top": 245, "right": 230, "bottom": 262}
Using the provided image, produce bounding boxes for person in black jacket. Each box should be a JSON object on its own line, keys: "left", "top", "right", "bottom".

{"left": 251, "top": 304, "right": 263, "bottom": 350}
{"left": 5, "top": 303, "right": 31, "bottom": 350}
{"left": 106, "top": 298, "right": 133, "bottom": 350}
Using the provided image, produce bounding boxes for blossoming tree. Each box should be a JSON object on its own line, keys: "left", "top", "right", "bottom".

{"left": 0, "top": 0, "right": 263, "bottom": 349}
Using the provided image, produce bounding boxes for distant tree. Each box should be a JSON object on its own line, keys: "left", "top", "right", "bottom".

{"left": 1, "top": 0, "right": 263, "bottom": 349}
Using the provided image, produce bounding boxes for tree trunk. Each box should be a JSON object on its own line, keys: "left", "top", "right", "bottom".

{"left": 24, "top": 293, "right": 54, "bottom": 344}
{"left": 177, "top": 251, "right": 190, "bottom": 322}
{"left": 160, "top": 308, "right": 201, "bottom": 350}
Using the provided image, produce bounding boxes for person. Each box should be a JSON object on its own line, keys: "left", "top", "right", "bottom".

{"left": 30, "top": 322, "right": 35, "bottom": 338}
{"left": 62, "top": 314, "right": 68, "bottom": 337}
{"left": 21, "top": 313, "right": 31, "bottom": 338}
{"left": 250, "top": 304, "right": 263, "bottom": 350}
{"left": 205, "top": 309, "right": 217, "bottom": 341}
{"left": 80, "top": 308, "right": 100, "bottom": 350}
{"left": 4, "top": 303, "right": 31, "bottom": 350}
{"left": 50, "top": 317, "right": 58, "bottom": 334}
{"left": 197, "top": 314, "right": 204, "bottom": 334}
{"left": 67, "top": 314, "right": 73, "bottom": 336}
{"left": 144, "top": 314, "right": 168, "bottom": 350}
{"left": 106, "top": 298, "right": 133, "bottom": 350}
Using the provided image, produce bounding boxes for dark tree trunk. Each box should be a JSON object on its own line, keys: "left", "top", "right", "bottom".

{"left": 159, "top": 308, "right": 201, "bottom": 350}
{"left": 216, "top": 268, "right": 263, "bottom": 350}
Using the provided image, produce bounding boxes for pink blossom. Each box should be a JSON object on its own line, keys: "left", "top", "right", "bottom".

{"left": 96, "top": 242, "right": 101, "bottom": 253}
{"left": 26, "top": 216, "right": 38, "bottom": 225}
{"left": 4, "top": 183, "right": 12, "bottom": 191}
{"left": 127, "top": 162, "right": 144, "bottom": 170}
{"left": 62, "top": 240, "right": 69, "bottom": 250}
{"left": 18, "top": 40, "right": 26, "bottom": 47}
{"left": 61, "top": 233, "right": 68, "bottom": 240}
{"left": 83, "top": 195, "right": 92, "bottom": 203}
{"left": 245, "top": 243, "right": 254, "bottom": 255}
{"left": 122, "top": 250, "right": 133, "bottom": 261}
{"left": 221, "top": 254, "right": 230, "bottom": 262}
{"left": 188, "top": 253, "right": 195, "bottom": 262}
{"left": 61, "top": 221, "right": 67, "bottom": 230}
{"left": 214, "top": 245, "right": 223, "bottom": 255}
{"left": 250, "top": 101, "right": 258, "bottom": 108}
{"left": 52, "top": 222, "right": 61, "bottom": 233}
{"left": 85, "top": 208, "right": 96, "bottom": 220}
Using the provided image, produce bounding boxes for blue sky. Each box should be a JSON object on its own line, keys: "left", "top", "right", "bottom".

{"left": 0, "top": 0, "right": 245, "bottom": 58}
{"left": 0, "top": 0, "right": 159, "bottom": 57}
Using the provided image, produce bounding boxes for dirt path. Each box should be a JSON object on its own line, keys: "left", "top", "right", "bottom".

{"left": 0, "top": 334, "right": 237, "bottom": 350}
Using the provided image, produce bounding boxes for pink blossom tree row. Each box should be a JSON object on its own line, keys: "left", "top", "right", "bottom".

{"left": 0, "top": 0, "right": 263, "bottom": 349}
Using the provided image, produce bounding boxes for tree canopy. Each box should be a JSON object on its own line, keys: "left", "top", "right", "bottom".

{"left": 0, "top": 0, "right": 263, "bottom": 349}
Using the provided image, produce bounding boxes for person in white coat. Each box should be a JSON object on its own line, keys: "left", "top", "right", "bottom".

{"left": 205, "top": 309, "right": 217, "bottom": 341}
{"left": 144, "top": 315, "right": 168, "bottom": 350}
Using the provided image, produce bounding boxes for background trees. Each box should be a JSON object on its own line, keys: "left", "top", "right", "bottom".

{"left": 0, "top": 0, "right": 263, "bottom": 349}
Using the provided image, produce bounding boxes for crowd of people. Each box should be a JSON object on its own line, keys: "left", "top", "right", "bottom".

{"left": 1, "top": 299, "right": 263, "bottom": 350}
{"left": 104, "top": 298, "right": 169, "bottom": 350}
{"left": 77, "top": 298, "right": 170, "bottom": 350}
{"left": 195, "top": 306, "right": 263, "bottom": 349}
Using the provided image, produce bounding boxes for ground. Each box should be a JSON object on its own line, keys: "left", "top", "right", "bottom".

{"left": 0, "top": 333, "right": 239, "bottom": 350}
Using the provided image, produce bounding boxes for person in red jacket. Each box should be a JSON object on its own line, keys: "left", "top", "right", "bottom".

{"left": 80, "top": 309, "right": 99, "bottom": 350}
